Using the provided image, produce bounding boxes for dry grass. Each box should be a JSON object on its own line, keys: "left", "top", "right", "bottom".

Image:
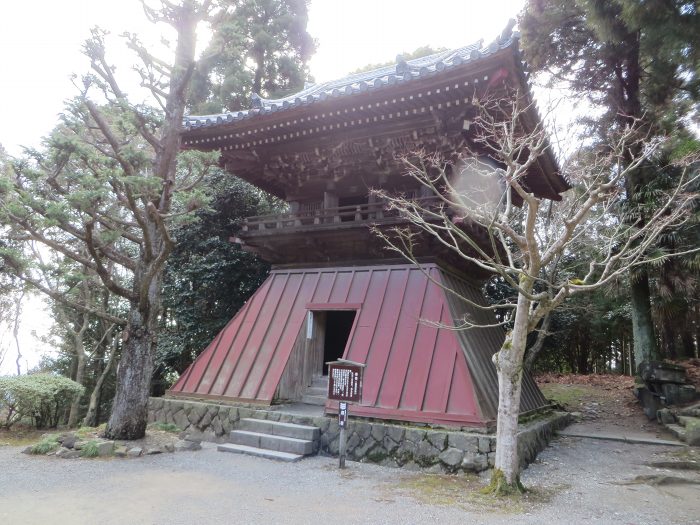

{"left": 389, "top": 473, "right": 560, "bottom": 514}
{"left": 0, "top": 425, "right": 47, "bottom": 447}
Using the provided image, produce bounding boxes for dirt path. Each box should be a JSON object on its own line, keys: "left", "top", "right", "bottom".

{"left": 536, "top": 373, "right": 679, "bottom": 440}
{"left": 1, "top": 372, "right": 696, "bottom": 524}
{"left": 1, "top": 436, "right": 698, "bottom": 525}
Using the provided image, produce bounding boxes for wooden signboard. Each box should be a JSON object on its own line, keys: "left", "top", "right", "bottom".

{"left": 327, "top": 362, "right": 364, "bottom": 403}
{"left": 326, "top": 360, "right": 365, "bottom": 469}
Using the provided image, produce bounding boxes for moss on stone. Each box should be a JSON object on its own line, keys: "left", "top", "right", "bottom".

{"left": 366, "top": 449, "right": 389, "bottom": 463}
{"left": 150, "top": 422, "right": 180, "bottom": 433}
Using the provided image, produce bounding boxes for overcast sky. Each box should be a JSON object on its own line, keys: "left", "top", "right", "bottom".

{"left": 0, "top": 0, "right": 525, "bottom": 373}
{"left": 0, "top": 0, "right": 525, "bottom": 155}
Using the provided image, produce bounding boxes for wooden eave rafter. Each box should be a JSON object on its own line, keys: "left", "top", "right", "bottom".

{"left": 182, "top": 45, "right": 567, "bottom": 201}
{"left": 181, "top": 48, "right": 516, "bottom": 152}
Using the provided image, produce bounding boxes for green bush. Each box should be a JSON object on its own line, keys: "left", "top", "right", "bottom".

{"left": 27, "top": 435, "right": 60, "bottom": 455}
{"left": 0, "top": 374, "right": 85, "bottom": 429}
{"left": 80, "top": 440, "right": 100, "bottom": 458}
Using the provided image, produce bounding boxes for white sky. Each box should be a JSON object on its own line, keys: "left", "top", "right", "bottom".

{"left": 0, "top": 0, "right": 525, "bottom": 373}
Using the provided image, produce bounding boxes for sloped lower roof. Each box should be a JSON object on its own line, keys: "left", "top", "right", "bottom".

{"left": 441, "top": 272, "right": 548, "bottom": 418}
{"left": 170, "top": 262, "right": 547, "bottom": 426}
{"left": 183, "top": 35, "right": 518, "bottom": 130}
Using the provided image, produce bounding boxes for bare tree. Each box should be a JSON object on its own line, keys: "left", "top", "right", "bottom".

{"left": 373, "top": 94, "right": 698, "bottom": 493}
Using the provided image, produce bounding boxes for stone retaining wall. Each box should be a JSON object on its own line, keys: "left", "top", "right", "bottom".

{"left": 149, "top": 397, "right": 570, "bottom": 473}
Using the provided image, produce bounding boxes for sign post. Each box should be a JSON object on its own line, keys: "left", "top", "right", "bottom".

{"left": 327, "top": 360, "right": 365, "bottom": 469}
{"left": 338, "top": 401, "right": 348, "bottom": 468}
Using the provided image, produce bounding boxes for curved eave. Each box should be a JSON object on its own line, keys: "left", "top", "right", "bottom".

{"left": 182, "top": 34, "right": 568, "bottom": 201}
{"left": 182, "top": 37, "right": 519, "bottom": 138}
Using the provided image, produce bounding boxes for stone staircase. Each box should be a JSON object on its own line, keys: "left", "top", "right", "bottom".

{"left": 218, "top": 418, "right": 320, "bottom": 462}
{"left": 300, "top": 375, "right": 328, "bottom": 406}
{"left": 659, "top": 403, "right": 700, "bottom": 446}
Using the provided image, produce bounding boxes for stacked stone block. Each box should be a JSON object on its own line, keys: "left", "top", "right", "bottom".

{"left": 149, "top": 397, "right": 569, "bottom": 473}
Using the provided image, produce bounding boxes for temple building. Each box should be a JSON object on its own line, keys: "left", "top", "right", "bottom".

{"left": 168, "top": 31, "right": 568, "bottom": 429}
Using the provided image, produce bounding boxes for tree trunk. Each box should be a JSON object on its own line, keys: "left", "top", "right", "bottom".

{"left": 105, "top": 303, "right": 157, "bottom": 439}
{"left": 67, "top": 349, "right": 86, "bottom": 427}
{"left": 567, "top": 340, "right": 577, "bottom": 373}
{"left": 618, "top": 31, "right": 661, "bottom": 374}
{"left": 662, "top": 315, "right": 677, "bottom": 359}
{"left": 106, "top": 223, "right": 166, "bottom": 439}
{"left": 697, "top": 304, "right": 700, "bottom": 358}
{"left": 630, "top": 272, "right": 659, "bottom": 369}
{"left": 253, "top": 54, "right": 265, "bottom": 95}
{"left": 84, "top": 335, "right": 116, "bottom": 427}
{"left": 104, "top": 3, "right": 197, "bottom": 440}
{"left": 12, "top": 291, "right": 24, "bottom": 375}
{"left": 680, "top": 327, "right": 695, "bottom": 359}
{"left": 489, "top": 284, "right": 531, "bottom": 494}
{"left": 577, "top": 341, "right": 590, "bottom": 374}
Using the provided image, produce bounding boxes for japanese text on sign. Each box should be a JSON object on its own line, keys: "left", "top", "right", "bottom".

{"left": 327, "top": 363, "right": 363, "bottom": 403}
{"left": 339, "top": 401, "right": 348, "bottom": 428}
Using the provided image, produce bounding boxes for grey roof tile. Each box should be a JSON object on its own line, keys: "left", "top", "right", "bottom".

{"left": 183, "top": 35, "right": 519, "bottom": 130}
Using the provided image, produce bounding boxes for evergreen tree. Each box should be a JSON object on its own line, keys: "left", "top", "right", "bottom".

{"left": 157, "top": 0, "right": 316, "bottom": 387}
{"left": 0, "top": 1, "right": 215, "bottom": 439}
{"left": 190, "top": 0, "right": 315, "bottom": 113}
{"left": 520, "top": 0, "right": 700, "bottom": 368}
{"left": 156, "top": 171, "right": 279, "bottom": 386}
{"left": 349, "top": 45, "right": 448, "bottom": 75}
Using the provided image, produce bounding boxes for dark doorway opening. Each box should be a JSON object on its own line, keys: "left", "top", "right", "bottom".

{"left": 322, "top": 311, "right": 356, "bottom": 375}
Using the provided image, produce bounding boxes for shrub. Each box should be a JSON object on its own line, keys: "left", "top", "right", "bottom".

{"left": 80, "top": 440, "right": 100, "bottom": 458}
{"left": 27, "top": 434, "right": 60, "bottom": 455}
{"left": 0, "top": 374, "right": 85, "bottom": 429}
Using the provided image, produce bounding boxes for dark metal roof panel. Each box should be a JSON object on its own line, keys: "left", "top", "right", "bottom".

{"left": 440, "top": 271, "right": 548, "bottom": 420}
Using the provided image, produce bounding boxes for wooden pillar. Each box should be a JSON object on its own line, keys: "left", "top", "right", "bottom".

{"left": 324, "top": 191, "right": 339, "bottom": 223}
{"left": 289, "top": 201, "right": 301, "bottom": 226}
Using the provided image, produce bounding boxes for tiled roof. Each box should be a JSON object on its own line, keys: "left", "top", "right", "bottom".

{"left": 183, "top": 34, "right": 520, "bottom": 130}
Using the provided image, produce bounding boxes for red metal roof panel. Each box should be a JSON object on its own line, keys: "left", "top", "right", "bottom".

{"left": 170, "top": 262, "right": 545, "bottom": 425}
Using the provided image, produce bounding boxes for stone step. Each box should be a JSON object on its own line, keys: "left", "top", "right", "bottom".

{"left": 305, "top": 386, "right": 327, "bottom": 396}
{"left": 217, "top": 443, "right": 303, "bottom": 462}
{"left": 680, "top": 404, "right": 700, "bottom": 418}
{"left": 301, "top": 394, "right": 327, "bottom": 406}
{"left": 311, "top": 376, "right": 329, "bottom": 388}
{"left": 665, "top": 423, "right": 687, "bottom": 442}
{"left": 230, "top": 430, "right": 314, "bottom": 455}
{"left": 677, "top": 415, "right": 699, "bottom": 428}
{"left": 238, "top": 418, "right": 320, "bottom": 441}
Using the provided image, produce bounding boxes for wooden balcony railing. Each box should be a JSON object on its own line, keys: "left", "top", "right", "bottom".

{"left": 241, "top": 197, "right": 442, "bottom": 234}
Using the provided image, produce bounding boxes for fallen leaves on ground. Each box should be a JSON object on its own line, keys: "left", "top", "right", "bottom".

{"left": 669, "top": 358, "right": 700, "bottom": 388}
{"left": 534, "top": 373, "right": 649, "bottom": 430}
{"left": 535, "top": 372, "right": 634, "bottom": 390}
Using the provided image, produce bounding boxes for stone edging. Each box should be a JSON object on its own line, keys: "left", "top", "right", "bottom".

{"left": 149, "top": 397, "right": 570, "bottom": 473}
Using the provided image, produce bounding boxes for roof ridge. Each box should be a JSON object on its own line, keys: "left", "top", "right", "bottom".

{"left": 183, "top": 35, "right": 518, "bottom": 130}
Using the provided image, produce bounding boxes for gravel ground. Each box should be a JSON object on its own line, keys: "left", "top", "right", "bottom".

{"left": 0, "top": 437, "right": 698, "bottom": 525}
